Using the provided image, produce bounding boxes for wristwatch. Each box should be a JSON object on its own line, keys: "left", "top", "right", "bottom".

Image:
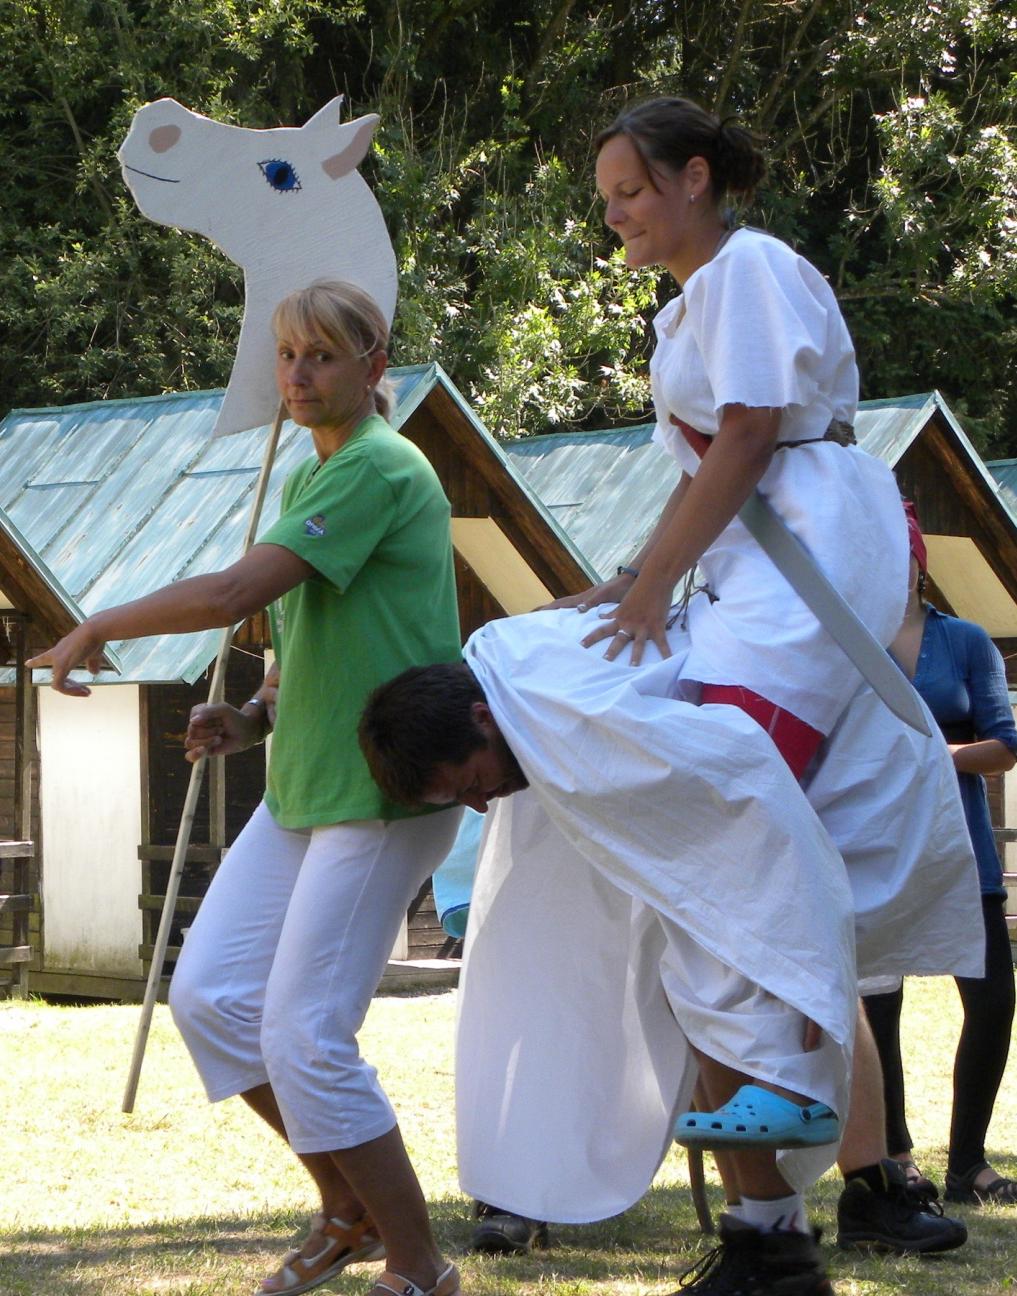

{"left": 243, "top": 695, "right": 272, "bottom": 740}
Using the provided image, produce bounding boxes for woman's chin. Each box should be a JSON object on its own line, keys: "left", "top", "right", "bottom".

{"left": 285, "top": 403, "right": 316, "bottom": 427}
{"left": 623, "top": 244, "right": 650, "bottom": 269}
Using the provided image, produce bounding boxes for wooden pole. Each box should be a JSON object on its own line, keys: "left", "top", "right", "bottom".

{"left": 122, "top": 401, "right": 287, "bottom": 1113}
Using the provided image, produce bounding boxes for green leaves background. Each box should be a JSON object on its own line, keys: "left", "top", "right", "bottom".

{"left": 2, "top": 0, "right": 1014, "bottom": 448}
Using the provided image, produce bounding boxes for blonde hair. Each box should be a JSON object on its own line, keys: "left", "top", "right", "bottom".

{"left": 272, "top": 279, "right": 394, "bottom": 419}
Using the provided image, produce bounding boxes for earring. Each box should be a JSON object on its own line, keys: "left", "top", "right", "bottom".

{"left": 689, "top": 193, "right": 696, "bottom": 205}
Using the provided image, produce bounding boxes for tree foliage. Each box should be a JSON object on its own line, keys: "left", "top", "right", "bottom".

{"left": 1, "top": 0, "right": 1015, "bottom": 450}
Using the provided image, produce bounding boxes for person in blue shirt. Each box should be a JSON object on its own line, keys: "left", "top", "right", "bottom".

{"left": 864, "top": 505, "right": 1017, "bottom": 1205}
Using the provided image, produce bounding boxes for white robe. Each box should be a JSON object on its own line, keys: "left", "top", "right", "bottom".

{"left": 454, "top": 607, "right": 982, "bottom": 1222}
{"left": 649, "top": 229, "right": 909, "bottom": 735}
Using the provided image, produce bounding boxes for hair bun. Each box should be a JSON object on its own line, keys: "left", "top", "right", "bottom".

{"left": 715, "top": 116, "right": 767, "bottom": 197}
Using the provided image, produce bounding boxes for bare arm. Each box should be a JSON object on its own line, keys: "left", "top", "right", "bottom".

{"left": 585, "top": 404, "right": 781, "bottom": 663}
{"left": 950, "top": 739, "right": 1017, "bottom": 776}
{"left": 27, "top": 544, "right": 311, "bottom": 695}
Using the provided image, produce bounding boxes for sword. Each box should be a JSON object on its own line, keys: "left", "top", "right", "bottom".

{"left": 738, "top": 491, "right": 930, "bottom": 736}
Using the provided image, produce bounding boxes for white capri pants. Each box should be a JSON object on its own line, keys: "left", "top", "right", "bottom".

{"left": 169, "top": 800, "right": 463, "bottom": 1153}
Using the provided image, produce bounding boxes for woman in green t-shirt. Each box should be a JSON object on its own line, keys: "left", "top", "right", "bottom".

{"left": 28, "top": 282, "right": 464, "bottom": 1296}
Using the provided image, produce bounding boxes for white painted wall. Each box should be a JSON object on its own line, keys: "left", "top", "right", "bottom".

{"left": 39, "top": 686, "right": 143, "bottom": 976}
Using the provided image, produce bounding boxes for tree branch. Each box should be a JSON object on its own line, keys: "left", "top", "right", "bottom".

{"left": 55, "top": 91, "right": 115, "bottom": 222}
{"left": 525, "top": 0, "right": 581, "bottom": 103}
{"left": 713, "top": 0, "right": 758, "bottom": 115}
{"left": 768, "top": 83, "right": 850, "bottom": 162}
{"left": 756, "top": 0, "right": 834, "bottom": 131}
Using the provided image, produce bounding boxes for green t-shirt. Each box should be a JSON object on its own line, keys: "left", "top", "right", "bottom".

{"left": 259, "top": 414, "right": 461, "bottom": 827}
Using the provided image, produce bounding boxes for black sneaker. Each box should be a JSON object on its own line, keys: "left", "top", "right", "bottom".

{"left": 837, "top": 1159, "right": 967, "bottom": 1254}
{"left": 469, "top": 1201, "right": 549, "bottom": 1254}
{"left": 671, "top": 1214, "right": 834, "bottom": 1294}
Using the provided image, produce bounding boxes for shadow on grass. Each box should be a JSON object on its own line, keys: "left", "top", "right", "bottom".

{"left": 1, "top": 1174, "right": 1011, "bottom": 1295}
{"left": 0, "top": 1186, "right": 718, "bottom": 1295}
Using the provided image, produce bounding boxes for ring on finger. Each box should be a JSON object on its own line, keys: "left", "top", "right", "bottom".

{"left": 616, "top": 628, "right": 634, "bottom": 640}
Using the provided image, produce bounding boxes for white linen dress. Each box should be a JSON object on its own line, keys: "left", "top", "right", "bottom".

{"left": 650, "top": 227, "right": 907, "bottom": 732}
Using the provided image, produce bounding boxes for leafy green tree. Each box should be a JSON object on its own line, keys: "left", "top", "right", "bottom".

{"left": 1, "top": 0, "right": 1014, "bottom": 449}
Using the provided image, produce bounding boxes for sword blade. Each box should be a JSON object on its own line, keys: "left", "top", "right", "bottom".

{"left": 738, "top": 493, "right": 930, "bottom": 736}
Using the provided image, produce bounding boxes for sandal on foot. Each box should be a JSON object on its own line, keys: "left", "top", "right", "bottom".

{"left": 369, "top": 1262, "right": 461, "bottom": 1296}
{"left": 257, "top": 1212, "right": 385, "bottom": 1296}
{"left": 945, "top": 1161, "right": 1017, "bottom": 1205}
{"left": 674, "top": 1084, "right": 839, "bottom": 1150}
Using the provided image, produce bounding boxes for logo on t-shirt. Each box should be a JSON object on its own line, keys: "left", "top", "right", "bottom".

{"left": 304, "top": 514, "right": 326, "bottom": 537}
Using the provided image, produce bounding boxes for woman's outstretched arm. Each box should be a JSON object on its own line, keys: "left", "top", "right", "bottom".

{"left": 26, "top": 543, "right": 311, "bottom": 695}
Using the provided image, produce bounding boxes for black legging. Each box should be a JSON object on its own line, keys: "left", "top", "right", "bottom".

{"left": 863, "top": 895, "right": 1015, "bottom": 1176}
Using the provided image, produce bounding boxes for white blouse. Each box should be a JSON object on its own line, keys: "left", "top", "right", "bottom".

{"left": 643, "top": 227, "right": 907, "bottom": 733}
{"left": 650, "top": 227, "right": 858, "bottom": 471}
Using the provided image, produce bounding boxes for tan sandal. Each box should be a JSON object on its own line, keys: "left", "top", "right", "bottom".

{"left": 369, "top": 1262, "right": 461, "bottom": 1296}
{"left": 257, "top": 1212, "right": 385, "bottom": 1295}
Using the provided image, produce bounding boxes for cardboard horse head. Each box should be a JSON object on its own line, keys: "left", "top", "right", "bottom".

{"left": 118, "top": 97, "right": 397, "bottom": 437}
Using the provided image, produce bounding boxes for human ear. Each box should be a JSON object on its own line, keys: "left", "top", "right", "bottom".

{"left": 471, "top": 701, "right": 497, "bottom": 737}
{"left": 684, "top": 155, "right": 712, "bottom": 201}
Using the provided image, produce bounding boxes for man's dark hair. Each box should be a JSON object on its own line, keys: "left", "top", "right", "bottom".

{"left": 359, "top": 662, "right": 488, "bottom": 805}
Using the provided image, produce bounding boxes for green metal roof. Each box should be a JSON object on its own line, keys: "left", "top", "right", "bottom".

{"left": 6, "top": 374, "right": 1009, "bottom": 686}
{"left": 504, "top": 391, "right": 1013, "bottom": 580}
{"left": 504, "top": 424, "right": 675, "bottom": 580}
{"left": 3, "top": 365, "right": 552, "bottom": 684}
{"left": 858, "top": 391, "right": 1011, "bottom": 511}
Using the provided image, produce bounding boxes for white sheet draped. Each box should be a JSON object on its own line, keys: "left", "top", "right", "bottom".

{"left": 454, "top": 607, "right": 982, "bottom": 1222}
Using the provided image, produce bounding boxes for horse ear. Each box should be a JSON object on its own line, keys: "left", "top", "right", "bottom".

{"left": 321, "top": 114, "right": 381, "bottom": 180}
{"left": 302, "top": 95, "right": 345, "bottom": 131}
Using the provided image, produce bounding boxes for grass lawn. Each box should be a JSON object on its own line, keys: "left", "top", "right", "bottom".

{"left": 1, "top": 975, "right": 1015, "bottom": 1295}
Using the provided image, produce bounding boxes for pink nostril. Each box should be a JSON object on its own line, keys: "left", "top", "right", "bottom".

{"left": 149, "top": 125, "right": 181, "bottom": 153}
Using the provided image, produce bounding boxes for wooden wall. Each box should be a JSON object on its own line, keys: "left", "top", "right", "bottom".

{"left": 896, "top": 415, "right": 1017, "bottom": 612}
{"left": 402, "top": 390, "right": 590, "bottom": 630}
{"left": 0, "top": 614, "right": 43, "bottom": 986}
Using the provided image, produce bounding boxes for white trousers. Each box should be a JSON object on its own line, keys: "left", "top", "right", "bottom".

{"left": 169, "top": 800, "right": 463, "bottom": 1153}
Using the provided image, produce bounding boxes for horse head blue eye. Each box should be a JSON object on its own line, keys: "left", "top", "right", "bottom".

{"left": 259, "top": 159, "right": 301, "bottom": 193}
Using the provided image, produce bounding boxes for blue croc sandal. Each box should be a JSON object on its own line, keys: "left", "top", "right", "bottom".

{"left": 674, "top": 1083, "right": 840, "bottom": 1150}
